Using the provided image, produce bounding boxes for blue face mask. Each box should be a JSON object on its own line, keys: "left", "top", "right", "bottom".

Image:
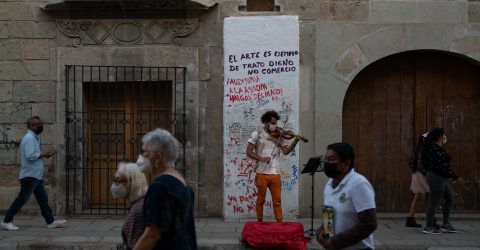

{"left": 323, "top": 162, "right": 341, "bottom": 179}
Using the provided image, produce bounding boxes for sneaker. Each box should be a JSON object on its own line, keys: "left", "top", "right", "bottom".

{"left": 46, "top": 219, "right": 66, "bottom": 229}
{"left": 440, "top": 223, "right": 458, "bottom": 233}
{"left": 1, "top": 222, "right": 19, "bottom": 231}
{"left": 423, "top": 226, "right": 443, "bottom": 235}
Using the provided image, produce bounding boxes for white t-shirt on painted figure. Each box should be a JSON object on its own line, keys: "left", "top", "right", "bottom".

{"left": 323, "top": 169, "right": 376, "bottom": 250}
{"left": 247, "top": 129, "right": 288, "bottom": 175}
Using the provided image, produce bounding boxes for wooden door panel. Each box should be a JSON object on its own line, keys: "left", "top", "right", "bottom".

{"left": 343, "top": 51, "right": 480, "bottom": 212}
{"left": 85, "top": 81, "right": 172, "bottom": 206}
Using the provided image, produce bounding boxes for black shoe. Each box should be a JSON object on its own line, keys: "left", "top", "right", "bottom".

{"left": 405, "top": 217, "right": 422, "bottom": 228}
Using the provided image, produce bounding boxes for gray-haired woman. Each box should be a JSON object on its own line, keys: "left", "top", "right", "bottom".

{"left": 133, "top": 128, "right": 197, "bottom": 250}
{"left": 111, "top": 162, "right": 148, "bottom": 250}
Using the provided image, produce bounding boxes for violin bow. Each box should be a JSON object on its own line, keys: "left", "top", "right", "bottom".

{"left": 270, "top": 112, "right": 290, "bottom": 157}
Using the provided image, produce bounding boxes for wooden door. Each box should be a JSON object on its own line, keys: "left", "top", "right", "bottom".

{"left": 85, "top": 81, "right": 172, "bottom": 207}
{"left": 343, "top": 51, "right": 480, "bottom": 212}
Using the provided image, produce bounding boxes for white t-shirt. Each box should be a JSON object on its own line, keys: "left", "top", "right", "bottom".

{"left": 323, "top": 169, "right": 376, "bottom": 250}
{"left": 247, "top": 129, "right": 288, "bottom": 174}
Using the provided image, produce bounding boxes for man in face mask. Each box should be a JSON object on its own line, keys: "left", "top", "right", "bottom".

{"left": 316, "top": 143, "right": 377, "bottom": 250}
{"left": 1, "top": 116, "right": 66, "bottom": 231}
{"left": 246, "top": 110, "right": 303, "bottom": 222}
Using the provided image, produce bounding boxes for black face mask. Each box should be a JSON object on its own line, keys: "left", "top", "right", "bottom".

{"left": 34, "top": 126, "right": 44, "bottom": 135}
{"left": 323, "top": 162, "right": 341, "bottom": 179}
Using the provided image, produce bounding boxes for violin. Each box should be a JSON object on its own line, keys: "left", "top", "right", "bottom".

{"left": 269, "top": 129, "right": 309, "bottom": 143}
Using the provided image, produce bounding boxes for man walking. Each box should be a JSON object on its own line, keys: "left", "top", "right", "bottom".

{"left": 1, "top": 116, "right": 66, "bottom": 231}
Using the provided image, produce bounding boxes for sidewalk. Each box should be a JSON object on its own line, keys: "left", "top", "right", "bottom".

{"left": 0, "top": 214, "right": 479, "bottom": 250}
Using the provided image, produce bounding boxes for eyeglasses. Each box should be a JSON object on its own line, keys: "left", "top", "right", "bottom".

{"left": 31, "top": 123, "right": 44, "bottom": 127}
{"left": 113, "top": 178, "right": 127, "bottom": 185}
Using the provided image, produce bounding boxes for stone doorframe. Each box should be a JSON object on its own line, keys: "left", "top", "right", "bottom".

{"left": 314, "top": 23, "right": 480, "bottom": 152}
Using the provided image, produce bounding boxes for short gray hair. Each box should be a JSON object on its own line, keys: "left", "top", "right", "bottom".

{"left": 141, "top": 128, "right": 180, "bottom": 167}
{"left": 26, "top": 116, "right": 41, "bottom": 129}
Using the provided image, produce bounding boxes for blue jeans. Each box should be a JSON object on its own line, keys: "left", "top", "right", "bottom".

{"left": 3, "top": 177, "right": 54, "bottom": 224}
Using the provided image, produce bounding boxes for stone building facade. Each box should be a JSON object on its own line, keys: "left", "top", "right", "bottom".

{"left": 0, "top": 0, "right": 479, "bottom": 218}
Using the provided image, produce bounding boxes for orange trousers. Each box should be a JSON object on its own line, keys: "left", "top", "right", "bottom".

{"left": 255, "top": 173, "right": 282, "bottom": 222}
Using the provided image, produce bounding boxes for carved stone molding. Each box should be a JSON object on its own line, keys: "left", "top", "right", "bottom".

{"left": 57, "top": 19, "right": 199, "bottom": 47}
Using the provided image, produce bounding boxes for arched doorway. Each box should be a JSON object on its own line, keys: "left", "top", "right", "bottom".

{"left": 343, "top": 51, "right": 480, "bottom": 212}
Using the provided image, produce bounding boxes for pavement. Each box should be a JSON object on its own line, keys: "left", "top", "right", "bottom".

{"left": 0, "top": 213, "right": 479, "bottom": 250}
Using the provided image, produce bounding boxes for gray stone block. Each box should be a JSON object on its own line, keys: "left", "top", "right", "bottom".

{"left": 0, "top": 165, "right": 21, "bottom": 186}
{"left": 9, "top": 21, "right": 56, "bottom": 39}
{"left": 0, "top": 22, "right": 8, "bottom": 38}
{"left": 24, "top": 60, "right": 50, "bottom": 80}
{"left": 283, "top": 0, "right": 325, "bottom": 19}
{"left": 32, "top": 103, "right": 55, "bottom": 123}
{"left": 405, "top": 24, "right": 453, "bottom": 51}
{"left": 144, "top": 47, "right": 199, "bottom": 80}
{"left": 358, "top": 25, "right": 406, "bottom": 66}
{"left": 24, "top": 39, "right": 50, "bottom": 60}
{"left": 0, "top": 39, "right": 23, "bottom": 60}
{"left": 198, "top": 47, "right": 210, "bottom": 80}
{"left": 13, "top": 81, "right": 55, "bottom": 102}
{"left": 0, "top": 81, "right": 13, "bottom": 102}
{"left": 0, "top": 148, "right": 18, "bottom": 165}
{"left": 219, "top": 1, "right": 239, "bottom": 18}
{"left": 315, "top": 23, "right": 343, "bottom": 71}
{"left": 334, "top": 43, "right": 367, "bottom": 81}
{"left": 418, "top": 2, "right": 467, "bottom": 23}
{"left": 0, "top": 2, "right": 48, "bottom": 21}
{"left": 299, "top": 20, "right": 315, "bottom": 66}
{"left": 0, "top": 61, "right": 49, "bottom": 81}
{"left": 0, "top": 102, "right": 32, "bottom": 123}
{"left": 451, "top": 36, "right": 480, "bottom": 55}
{"left": 370, "top": 1, "right": 417, "bottom": 23}
{"left": 328, "top": 1, "right": 369, "bottom": 22}
{"left": 468, "top": 3, "right": 480, "bottom": 23}
{"left": 111, "top": 47, "right": 145, "bottom": 66}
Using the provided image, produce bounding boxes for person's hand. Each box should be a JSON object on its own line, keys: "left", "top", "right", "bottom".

{"left": 315, "top": 227, "right": 333, "bottom": 249}
{"left": 41, "top": 152, "right": 54, "bottom": 159}
{"left": 294, "top": 134, "right": 302, "bottom": 142}
{"left": 260, "top": 157, "right": 271, "bottom": 163}
{"left": 455, "top": 177, "right": 466, "bottom": 186}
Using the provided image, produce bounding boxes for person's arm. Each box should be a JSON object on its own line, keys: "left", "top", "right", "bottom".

{"left": 23, "top": 136, "right": 41, "bottom": 161}
{"left": 246, "top": 143, "right": 270, "bottom": 163}
{"left": 435, "top": 147, "right": 459, "bottom": 180}
{"left": 132, "top": 225, "right": 162, "bottom": 250}
{"left": 280, "top": 135, "right": 301, "bottom": 155}
{"left": 329, "top": 208, "right": 377, "bottom": 249}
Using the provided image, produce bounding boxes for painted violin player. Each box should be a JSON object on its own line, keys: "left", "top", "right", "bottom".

{"left": 246, "top": 110, "right": 307, "bottom": 222}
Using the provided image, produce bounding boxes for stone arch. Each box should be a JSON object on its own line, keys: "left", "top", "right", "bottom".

{"left": 341, "top": 50, "right": 480, "bottom": 212}
{"left": 313, "top": 24, "right": 480, "bottom": 149}
{"left": 331, "top": 25, "right": 480, "bottom": 85}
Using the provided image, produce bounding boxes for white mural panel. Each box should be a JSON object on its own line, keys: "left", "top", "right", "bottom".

{"left": 223, "top": 16, "right": 300, "bottom": 219}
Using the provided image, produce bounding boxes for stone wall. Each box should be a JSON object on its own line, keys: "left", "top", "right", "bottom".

{"left": 0, "top": 0, "right": 58, "bottom": 214}
{"left": 0, "top": 0, "right": 479, "bottom": 218}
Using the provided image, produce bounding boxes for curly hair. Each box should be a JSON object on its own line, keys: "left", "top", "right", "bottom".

{"left": 260, "top": 110, "right": 280, "bottom": 124}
